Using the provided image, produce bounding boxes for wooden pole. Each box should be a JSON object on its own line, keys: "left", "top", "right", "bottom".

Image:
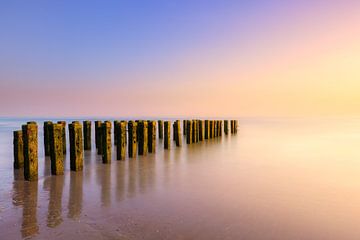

{"left": 198, "top": 120, "right": 204, "bottom": 141}
{"left": 22, "top": 122, "right": 38, "bottom": 181}
{"left": 138, "top": 121, "right": 148, "bottom": 156}
{"left": 13, "top": 130, "right": 24, "bottom": 169}
{"left": 102, "top": 121, "right": 112, "bottom": 164}
{"left": 57, "top": 121, "right": 66, "bottom": 154}
{"left": 69, "top": 122, "right": 83, "bottom": 171}
{"left": 158, "top": 120, "right": 163, "bottom": 139}
{"left": 83, "top": 120, "right": 91, "bottom": 150}
{"left": 183, "top": 120, "right": 187, "bottom": 135}
{"left": 49, "top": 123, "right": 64, "bottom": 175}
{"left": 148, "top": 120, "right": 156, "bottom": 153}
{"left": 95, "top": 121, "right": 103, "bottom": 155}
{"left": 164, "top": 121, "right": 170, "bottom": 149}
{"left": 186, "top": 120, "right": 193, "bottom": 144}
{"left": 113, "top": 120, "right": 119, "bottom": 145}
{"left": 128, "top": 121, "right": 137, "bottom": 158}
{"left": 224, "top": 120, "right": 229, "bottom": 135}
{"left": 205, "top": 120, "right": 209, "bottom": 139}
{"left": 175, "top": 120, "right": 182, "bottom": 147}
{"left": 116, "top": 121, "right": 126, "bottom": 160}
{"left": 43, "top": 121, "right": 52, "bottom": 156}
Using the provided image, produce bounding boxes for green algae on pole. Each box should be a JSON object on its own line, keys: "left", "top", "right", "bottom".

{"left": 186, "top": 120, "right": 193, "bottom": 144}
{"left": 148, "top": 120, "right": 157, "bottom": 153}
{"left": 158, "top": 120, "right": 163, "bottom": 139}
{"left": 13, "top": 130, "right": 24, "bottom": 169}
{"left": 116, "top": 121, "right": 126, "bottom": 160}
{"left": 69, "top": 122, "right": 83, "bottom": 171}
{"left": 128, "top": 121, "right": 137, "bottom": 158}
{"left": 174, "top": 120, "right": 182, "bottom": 147}
{"left": 192, "top": 120, "right": 196, "bottom": 143}
{"left": 137, "top": 121, "right": 148, "bottom": 156}
{"left": 49, "top": 123, "right": 64, "bottom": 175}
{"left": 102, "top": 121, "right": 112, "bottom": 164}
{"left": 164, "top": 121, "right": 171, "bottom": 149}
{"left": 57, "top": 121, "right": 66, "bottom": 154}
{"left": 83, "top": 120, "right": 91, "bottom": 150}
{"left": 43, "top": 121, "right": 53, "bottom": 156}
{"left": 22, "top": 122, "right": 38, "bottom": 181}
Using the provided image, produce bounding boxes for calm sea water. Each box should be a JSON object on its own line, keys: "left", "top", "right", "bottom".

{"left": 1, "top": 117, "right": 360, "bottom": 239}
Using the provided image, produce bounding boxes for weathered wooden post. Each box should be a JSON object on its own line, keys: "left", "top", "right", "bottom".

{"left": 57, "top": 121, "right": 66, "bottom": 154}
{"left": 148, "top": 121, "right": 156, "bottom": 153}
{"left": 102, "top": 121, "right": 112, "bottom": 164}
{"left": 22, "top": 122, "right": 38, "bottom": 181}
{"left": 13, "top": 130, "right": 24, "bottom": 169}
{"left": 83, "top": 120, "right": 91, "bottom": 150}
{"left": 137, "top": 121, "right": 148, "bottom": 156}
{"left": 49, "top": 123, "right": 64, "bottom": 175}
{"left": 164, "top": 121, "right": 170, "bottom": 149}
{"left": 113, "top": 120, "right": 119, "bottom": 145}
{"left": 158, "top": 120, "right": 163, "bottom": 139}
{"left": 186, "top": 120, "right": 193, "bottom": 144}
{"left": 192, "top": 120, "right": 196, "bottom": 143}
{"left": 128, "top": 121, "right": 137, "bottom": 158}
{"left": 175, "top": 120, "right": 182, "bottom": 147}
{"left": 224, "top": 120, "right": 229, "bottom": 135}
{"left": 121, "top": 120, "right": 127, "bottom": 145}
{"left": 116, "top": 121, "right": 126, "bottom": 160}
{"left": 43, "top": 121, "right": 52, "bottom": 156}
{"left": 209, "top": 120, "right": 213, "bottom": 138}
{"left": 205, "top": 120, "right": 209, "bottom": 139}
{"left": 69, "top": 122, "right": 83, "bottom": 171}
{"left": 219, "top": 121, "right": 223, "bottom": 137}
{"left": 198, "top": 120, "right": 204, "bottom": 141}
{"left": 183, "top": 120, "right": 187, "bottom": 135}
{"left": 172, "top": 122, "right": 176, "bottom": 141}
{"left": 96, "top": 121, "right": 103, "bottom": 155}
{"left": 234, "top": 120, "right": 238, "bottom": 134}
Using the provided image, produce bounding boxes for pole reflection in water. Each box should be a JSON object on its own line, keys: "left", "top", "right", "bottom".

{"left": 127, "top": 159, "right": 137, "bottom": 199}
{"left": 12, "top": 169, "right": 24, "bottom": 207}
{"left": 116, "top": 161, "right": 126, "bottom": 202}
{"left": 68, "top": 171, "right": 83, "bottom": 220}
{"left": 98, "top": 164, "right": 111, "bottom": 207}
{"left": 46, "top": 175, "right": 64, "bottom": 228}
{"left": 21, "top": 181, "right": 39, "bottom": 238}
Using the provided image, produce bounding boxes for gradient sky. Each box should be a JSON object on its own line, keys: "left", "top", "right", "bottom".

{"left": 1, "top": 0, "right": 359, "bottom": 117}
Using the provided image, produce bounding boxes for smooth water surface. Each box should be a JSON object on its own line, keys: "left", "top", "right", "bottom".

{"left": 1, "top": 117, "right": 360, "bottom": 239}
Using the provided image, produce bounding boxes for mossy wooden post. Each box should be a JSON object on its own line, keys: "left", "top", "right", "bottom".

{"left": 83, "top": 120, "right": 91, "bottom": 150}
{"left": 215, "top": 121, "right": 219, "bottom": 137}
{"left": 128, "top": 121, "right": 137, "bottom": 158}
{"left": 183, "top": 120, "right": 187, "bottom": 135}
{"left": 175, "top": 120, "right": 182, "bottom": 147}
{"left": 69, "top": 122, "right": 83, "bottom": 171}
{"left": 186, "top": 120, "right": 192, "bottom": 144}
{"left": 57, "top": 121, "right": 66, "bottom": 154}
{"left": 13, "top": 130, "right": 24, "bottom": 169}
{"left": 22, "top": 122, "right": 38, "bottom": 181}
{"left": 116, "top": 121, "right": 126, "bottom": 160}
{"left": 138, "top": 121, "right": 148, "bottom": 156}
{"left": 102, "top": 121, "right": 112, "bottom": 164}
{"left": 43, "top": 121, "right": 52, "bottom": 156}
{"left": 224, "top": 120, "right": 229, "bottom": 135}
{"left": 164, "top": 121, "right": 170, "bottom": 149}
{"left": 172, "top": 122, "right": 176, "bottom": 141}
{"left": 219, "top": 121, "right": 223, "bottom": 137}
{"left": 49, "top": 123, "right": 64, "bottom": 175}
{"left": 148, "top": 121, "right": 156, "bottom": 153}
{"left": 158, "top": 120, "right": 163, "bottom": 139}
{"left": 209, "top": 120, "right": 213, "bottom": 138}
{"left": 95, "top": 121, "right": 101, "bottom": 150}
{"left": 231, "top": 120, "right": 234, "bottom": 134}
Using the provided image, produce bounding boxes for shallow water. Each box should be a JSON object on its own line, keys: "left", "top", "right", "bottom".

{"left": 1, "top": 117, "right": 360, "bottom": 239}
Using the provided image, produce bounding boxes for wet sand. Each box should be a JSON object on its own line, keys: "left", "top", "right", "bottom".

{"left": 1, "top": 118, "right": 360, "bottom": 239}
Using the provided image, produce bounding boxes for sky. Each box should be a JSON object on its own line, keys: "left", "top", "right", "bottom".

{"left": 0, "top": 0, "right": 359, "bottom": 118}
